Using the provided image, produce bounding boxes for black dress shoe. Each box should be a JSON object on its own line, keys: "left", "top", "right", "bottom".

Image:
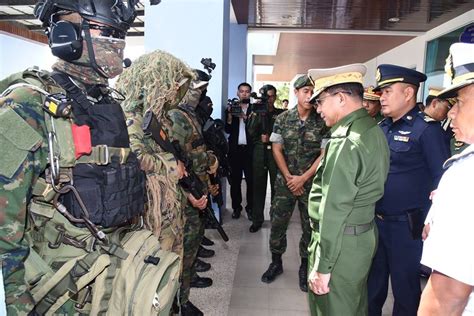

{"left": 232, "top": 210, "right": 241, "bottom": 219}
{"left": 197, "top": 245, "right": 215, "bottom": 258}
{"left": 190, "top": 274, "right": 213, "bottom": 288}
{"left": 249, "top": 223, "right": 262, "bottom": 233}
{"left": 261, "top": 262, "right": 283, "bottom": 283}
{"left": 246, "top": 209, "right": 253, "bottom": 221}
{"left": 201, "top": 235, "right": 214, "bottom": 246}
{"left": 195, "top": 258, "right": 211, "bottom": 273}
{"left": 299, "top": 263, "right": 308, "bottom": 292}
{"left": 180, "top": 301, "right": 204, "bottom": 316}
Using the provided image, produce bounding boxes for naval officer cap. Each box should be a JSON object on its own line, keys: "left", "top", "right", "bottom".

{"left": 438, "top": 42, "right": 474, "bottom": 99}
{"left": 307, "top": 63, "right": 366, "bottom": 102}
{"left": 374, "top": 64, "right": 427, "bottom": 91}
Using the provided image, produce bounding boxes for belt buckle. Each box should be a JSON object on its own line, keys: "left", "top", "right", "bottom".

{"left": 97, "top": 145, "right": 109, "bottom": 165}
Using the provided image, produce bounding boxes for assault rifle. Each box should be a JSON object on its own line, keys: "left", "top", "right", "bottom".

{"left": 142, "top": 110, "right": 229, "bottom": 242}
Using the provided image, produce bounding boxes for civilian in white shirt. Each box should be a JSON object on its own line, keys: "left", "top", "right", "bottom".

{"left": 419, "top": 42, "right": 474, "bottom": 316}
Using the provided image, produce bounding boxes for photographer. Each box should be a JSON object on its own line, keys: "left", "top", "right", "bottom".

{"left": 225, "top": 82, "right": 254, "bottom": 219}
{"left": 246, "top": 84, "right": 283, "bottom": 232}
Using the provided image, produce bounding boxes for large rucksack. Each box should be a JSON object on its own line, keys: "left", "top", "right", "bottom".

{"left": 0, "top": 68, "right": 180, "bottom": 315}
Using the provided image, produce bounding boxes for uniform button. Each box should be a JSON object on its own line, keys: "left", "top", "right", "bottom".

{"left": 388, "top": 130, "right": 392, "bottom": 133}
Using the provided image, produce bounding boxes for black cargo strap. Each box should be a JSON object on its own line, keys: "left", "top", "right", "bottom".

{"left": 310, "top": 220, "right": 374, "bottom": 236}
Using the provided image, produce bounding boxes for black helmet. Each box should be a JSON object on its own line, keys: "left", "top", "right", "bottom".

{"left": 34, "top": 0, "right": 139, "bottom": 32}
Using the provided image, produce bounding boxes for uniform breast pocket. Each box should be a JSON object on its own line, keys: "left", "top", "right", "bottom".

{"left": 389, "top": 140, "right": 411, "bottom": 153}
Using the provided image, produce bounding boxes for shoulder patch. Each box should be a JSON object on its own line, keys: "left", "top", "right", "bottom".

{"left": 0, "top": 106, "right": 42, "bottom": 178}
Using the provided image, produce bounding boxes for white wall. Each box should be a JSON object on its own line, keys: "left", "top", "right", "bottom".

{"left": 144, "top": 0, "right": 230, "bottom": 119}
{"left": 0, "top": 32, "right": 145, "bottom": 83}
{"left": 0, "top": 34, "right": 54, "bottom": 79}
{"left": 364, "top": 10, "right": 474, "bottom": 91}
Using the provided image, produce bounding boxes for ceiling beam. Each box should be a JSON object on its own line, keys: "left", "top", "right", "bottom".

{"left": 0, "top": 21, "right": 47, "bottom": 43}
{"left": 127, "top": 31, "right": 144, "bottom": 37}
{"left": 0, "top": 0, "right": 35, "bottom": 4}
{"left": 26, "top": 21, "right": 145, "bottom": 30}
{"left": 0, "top": 10, "right": 144, "bottom": 21}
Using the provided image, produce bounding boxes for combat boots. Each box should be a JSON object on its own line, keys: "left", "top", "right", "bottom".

{"left": 197, "top": 245, "right": 215, "bottom": 258}
{"left": 195, "top": 258, "right": 211, "bottom": 273}
{"left": 180, "top": 301, "right": 203, "bottom": 316}
{"left": 190, "top": 274, "right": 213, "bottom": 288}
{"left": 299, "top": 258, "right": 308, "bottom": 292}
{"left": 261, "top": 253, "right": 283, "bottom": 283}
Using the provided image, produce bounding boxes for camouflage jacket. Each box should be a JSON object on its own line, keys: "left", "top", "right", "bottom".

{"left": 166, "top": 104, "right": 216, "bottom": 185}
{"left": 270, "top": 106, "right": 326, "bottom": 176}
{"left": 0, "top": 72, "right": 50, "bottom": 315}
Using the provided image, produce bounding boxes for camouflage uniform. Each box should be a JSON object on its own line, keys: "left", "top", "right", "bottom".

{"left": 0, "top": 77, "right": 48, "bottom": 315}
{"left": 269, "top": 107, "right": 325, "bottom": 258}
{"left": 166, "top": 104, "right": 216, "bottom": 304}
{"left": 246, "top": 109, "right": 281, "bottom": 225}
{"left": 123, "top": 107, "right": 184, "bottom": 259}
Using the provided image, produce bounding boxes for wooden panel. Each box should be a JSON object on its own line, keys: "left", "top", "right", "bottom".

{"left": 255, "top": 32, "right": 415, "bottom": 81}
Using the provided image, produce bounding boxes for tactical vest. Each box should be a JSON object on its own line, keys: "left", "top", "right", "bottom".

{"left": 0, "top": 68, "right": 180, "bottom": 315}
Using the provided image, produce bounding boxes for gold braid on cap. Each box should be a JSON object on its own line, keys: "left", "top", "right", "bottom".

{"left": 445, "top": 53, "right": 454, "bottom": 82}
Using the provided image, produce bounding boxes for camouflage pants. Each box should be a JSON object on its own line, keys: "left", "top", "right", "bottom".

{"left": 269, "top": 172, "right": 311, "bottom": 258}
{"left": 179, "top": 203, "right": 204, "bottom": 304}
{"left": 251, "top": 143, "right": 277, "bottom": 225}
{"left": 159, "top": 216, "right": 184, "bottom": 269}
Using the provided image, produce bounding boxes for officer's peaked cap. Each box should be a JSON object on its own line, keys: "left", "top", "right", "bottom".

{"left": 374, "top": 64, "right": 427, "bottom": 91}
{"left": 438, "top": 42, "right": 474, "bottom": 99}
{"left": 308, "top": 64, "right": 366, "bottom": 102}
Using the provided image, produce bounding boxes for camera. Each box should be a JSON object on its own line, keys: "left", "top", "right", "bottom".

{"left": 250, "top": 89, "right": 268, "bottom": 114}
{"left": 227, "top": 98, "right": 243, "bottom": 116}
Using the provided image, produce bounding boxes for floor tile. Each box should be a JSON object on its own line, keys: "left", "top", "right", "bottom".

{"left": 230, "top": 286, "right": 269, "bottom": 309}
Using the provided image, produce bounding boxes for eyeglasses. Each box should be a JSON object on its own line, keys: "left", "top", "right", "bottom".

{"left": 89, "top": 23, "right": 126, "bottom": 39}
{"left": 313, "top": 91, "right": 352, "bottom": 106}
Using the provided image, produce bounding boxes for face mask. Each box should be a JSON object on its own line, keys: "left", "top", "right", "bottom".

{"left": 91, "top": 36, "right": 126, "bottom": 78}
{"left": 184, "top": 87, "right": 203, "bottom": 108}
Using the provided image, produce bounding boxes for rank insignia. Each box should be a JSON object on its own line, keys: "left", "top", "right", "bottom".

{"left": 394, "top": 135, "right": 410, "bottom": 142}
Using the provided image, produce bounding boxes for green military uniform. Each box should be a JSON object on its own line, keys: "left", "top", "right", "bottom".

{"left": 166, "top": 103, "right": 216, "bottom": 305}
{"left": 246, "top": 109, "right": 281, "bottom": 225}
{"left": 269, "top": 107, "right": 325, "bottom": 258}
{"left": 308, "top": 108, "right": 389, "bottom": 315}
{"left": 374, "top": 111, "right": 384, "bottom": 123}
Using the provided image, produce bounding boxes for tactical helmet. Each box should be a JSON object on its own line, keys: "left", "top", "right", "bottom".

{"left": 34, "top": 0, "right": 139, "bottom": 32}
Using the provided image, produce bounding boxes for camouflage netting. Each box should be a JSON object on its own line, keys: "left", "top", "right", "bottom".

{"left": 115, "top": 49, "right": 195, "bottom": 119}
{"left": 115, "top": 49, "right": 194, "bottom": 238}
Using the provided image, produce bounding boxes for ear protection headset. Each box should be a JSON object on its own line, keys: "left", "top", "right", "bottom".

{"left": 49, "top": 20, "right": 83, "bottom": 61}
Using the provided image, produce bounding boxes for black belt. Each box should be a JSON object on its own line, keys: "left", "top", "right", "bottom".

{"left": 375, "top": 213, "right": 407, "bottom": 222}
{"left": 310, "top": 220, "right": 373, "bottom": 236}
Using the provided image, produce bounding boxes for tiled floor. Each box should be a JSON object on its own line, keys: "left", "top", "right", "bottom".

{"left": 191, "top": 181, "right": 423, "bottom": 315}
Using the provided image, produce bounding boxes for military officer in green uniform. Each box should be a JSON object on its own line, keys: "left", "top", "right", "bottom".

{"left": 261, "top": 75, "right": 326, "bottom": 292}
{"left": 246, "top": 84, "right": 282, "bottom": 232}
{"left": 363, "top": 86, "right": 384, "bottom": 122}
{"left": 306, "top": 64, "right": 390, "bottom": 315}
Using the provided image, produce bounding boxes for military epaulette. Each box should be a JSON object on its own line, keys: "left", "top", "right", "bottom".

{"left": 422, "top": 113, "right": 437, "bottom": 123}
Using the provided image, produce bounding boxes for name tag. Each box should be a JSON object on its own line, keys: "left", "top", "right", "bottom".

{"left": 394, "top": 135, "right": 410, "bottom": 142}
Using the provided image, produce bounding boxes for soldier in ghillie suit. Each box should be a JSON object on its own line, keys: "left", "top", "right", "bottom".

{"left": 116, "top": 49, "right": 195, "bottom": 260}
{"left": 0, "top": 1, "right": 180, "bottom": 315}
{"left": 167, "top": 73, "right": 220, "bottom": 316}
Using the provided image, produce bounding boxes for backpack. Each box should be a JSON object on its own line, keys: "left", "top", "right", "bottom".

{"left": 1, "top": 68, "right": 180, "bottom": 315}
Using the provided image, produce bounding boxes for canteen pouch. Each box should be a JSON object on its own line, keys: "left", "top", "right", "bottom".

{"left": 406, "top": 208, "right": 424, "bottom": 240}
